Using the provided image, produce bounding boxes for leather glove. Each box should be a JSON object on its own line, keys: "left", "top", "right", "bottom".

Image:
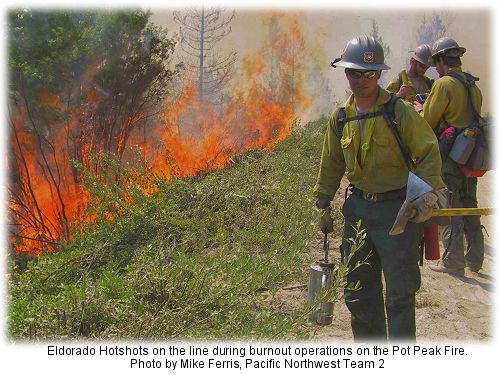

{"left": 316, "top": 198, "right": 333, "bottom": 233}
{"left": 316, "top": 198, "right": 331, "bottom": 209}
{"left": 320, "top": 207, "right": 334, "bottom": 234}
{"left": 434, "top": 188, "right": 451, "bottom": 209}
{"left": 409, "top": 191, "right": 439, "bottom": 223}
{"left": 427, "top": 188, "right": 451, "bottom": 226}
{"left": 390, "top": 188, "right": 450, "bottom": 235}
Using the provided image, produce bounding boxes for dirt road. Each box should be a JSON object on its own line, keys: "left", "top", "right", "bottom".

{"left": 272, "top": 173, "right": 494, "bottom": 341}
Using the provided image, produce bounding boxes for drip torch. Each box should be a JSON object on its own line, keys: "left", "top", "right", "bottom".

{"left": 308, "top": 231, "right": 335, "bottom": 326}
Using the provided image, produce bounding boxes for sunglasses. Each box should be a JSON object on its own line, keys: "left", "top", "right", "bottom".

{"left": 347, "top": 69, "right": 378, "bottom": 79}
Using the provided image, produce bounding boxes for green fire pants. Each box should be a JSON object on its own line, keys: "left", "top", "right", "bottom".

{"left": 440, "top": 159, "right": 484, "bottom": 271}
{"left": 341, "top": 193, "right": 421, "bottom": 341}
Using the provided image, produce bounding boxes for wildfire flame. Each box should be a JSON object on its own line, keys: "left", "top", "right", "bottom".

{"left": 9, "top": 104, "right": 90, "bottom": 256}
{"left": 8, "top": 13, "right": 312, "bottom": 257}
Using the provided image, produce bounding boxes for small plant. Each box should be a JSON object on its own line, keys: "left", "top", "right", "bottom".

{"left": 281, "top": 219, "right": 367, "bottom": 338}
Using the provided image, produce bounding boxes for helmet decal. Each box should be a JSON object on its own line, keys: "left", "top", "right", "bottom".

{"left": 364, "top": 52, "right": 374, "bottom": 63}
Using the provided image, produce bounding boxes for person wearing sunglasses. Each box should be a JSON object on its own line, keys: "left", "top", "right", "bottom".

{"left": 313, "top": 35, "right": 444, "bottom": 341}
{"left": 386, "top": 44, "right": 434, "bottom": 104}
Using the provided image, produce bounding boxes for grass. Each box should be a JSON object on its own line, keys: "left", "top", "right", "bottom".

{"left": 8, "top": 117, "right": 342, "bottom": 340}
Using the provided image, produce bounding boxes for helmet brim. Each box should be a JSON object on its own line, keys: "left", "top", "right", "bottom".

{"left": 333, "top": 60, "right": 391, "bottom": 70}
{"left": 431, "top": 46, "right": 466, "bottom": 58}
{"left": 412, "top": 54, "right": 434, "bottom": 67}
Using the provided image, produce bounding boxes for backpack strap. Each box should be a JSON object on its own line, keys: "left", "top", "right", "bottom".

{"left": 336, "top": 107, "right": 346, "bottom": 139}
{"left": 381, "top": 93, "right": 417, "bottom": 171}
{"left": 336, "top": 108, "right": 385, "bottom": 138}
{"left": 335, "top": 93, "right": 416, "bottom": 171}
{"left": 446, "top": 71, "right": 482, "bottom": 123}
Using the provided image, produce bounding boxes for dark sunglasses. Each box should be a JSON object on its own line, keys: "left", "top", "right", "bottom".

{"left": 347, "top": 69, "right": 378, "bottom": 79}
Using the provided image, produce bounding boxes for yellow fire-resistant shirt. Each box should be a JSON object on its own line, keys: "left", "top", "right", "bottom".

{"left": 422, "top": 67, "right": 483, "bottom": 132}
{"left": 313, "top": 87, "right": 445, "bottom": 200}
{"left": 386, "top": 70, "right": 434, "bottom": 104}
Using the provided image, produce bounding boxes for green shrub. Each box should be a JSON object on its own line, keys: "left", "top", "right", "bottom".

{"left": 9, "top": 119, "right": 340, "bottom": 340}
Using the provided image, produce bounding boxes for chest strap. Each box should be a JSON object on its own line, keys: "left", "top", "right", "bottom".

{"left": 336, "top": 93, "right": 416, "bottom": 171}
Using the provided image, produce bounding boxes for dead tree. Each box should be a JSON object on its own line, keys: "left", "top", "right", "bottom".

{"left": 369, "top": 20, "right": 390, "bottom": 86}
{"left": 174, "top": 7, "right": 237, "bottom": 107}
{"left": 262, "top": 15, "right": 306, "bottom": 110}
{"left": 416, "top": 14, "right": 448, "bottom": 45}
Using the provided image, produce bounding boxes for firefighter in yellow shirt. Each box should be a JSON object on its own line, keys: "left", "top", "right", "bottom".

{"left": 417, "top": 37, "right": 485, "bottom": 276}
{"left": 386, "top": 44, "right": 434, "bottom": 104}
{"left": 313, "top": 36, "right": 444, "bottom": 341}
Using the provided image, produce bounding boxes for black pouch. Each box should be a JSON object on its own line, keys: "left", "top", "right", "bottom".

{"left": 466, "top": 126, "right": 491, "bottom": 171}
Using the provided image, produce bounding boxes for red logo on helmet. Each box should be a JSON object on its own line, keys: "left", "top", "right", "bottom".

{"left": 364, "top": 52, "right": 374, "bottom": 63}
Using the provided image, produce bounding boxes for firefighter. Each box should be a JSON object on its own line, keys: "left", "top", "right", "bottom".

{"left": 416, "top": 37, "right": 485, "bottom": 276}
{"left": 386, "top": 44, "right": 434, "bottom": 103}
{"left": 313, "top": 35, "right": 445, "bottom": 341}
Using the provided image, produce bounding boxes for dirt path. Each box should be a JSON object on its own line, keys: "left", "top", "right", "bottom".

{"left": 272, "top": 174, "right": 494, "bottom": 341}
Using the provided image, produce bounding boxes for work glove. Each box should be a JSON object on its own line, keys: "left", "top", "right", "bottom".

{"left": 320, "top": 207, "right": 334, "bottom": 234}
{"left": 410, "top": 188, "right": 450, "bottom": 223}
{"left": 316, "top": 198, "right": 331, "bottom": 209}
{"left": 427, "top": 188, "right": 452, "bottom": 226}
{"left": 435, "top": 188, "right": 451, "bottom": 209}
{"left": 316, "top": 198, "right": 333, "bottom": 234}
{"left": 409, "top": 191, "right": 438, "bottom": 223}
{"left": 389, "top": 188, "right": 450, "bottom": 235}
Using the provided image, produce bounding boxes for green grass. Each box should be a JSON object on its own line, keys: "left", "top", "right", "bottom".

{"left": 8, "top": 117, "right": 331, "bottom": 340}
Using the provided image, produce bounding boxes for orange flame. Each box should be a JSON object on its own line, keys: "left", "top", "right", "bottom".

{"left": 9, "top": 105, "right": 90, "bottom": 256}
{"left": 9, "top": 12, "right": 312, "bottom": 256}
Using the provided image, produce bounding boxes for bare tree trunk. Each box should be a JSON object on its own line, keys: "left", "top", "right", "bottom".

{"left": 199, "top": 8, "right": 205, "bottom": 102}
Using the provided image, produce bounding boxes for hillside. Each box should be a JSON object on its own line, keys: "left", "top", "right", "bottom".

{"left": 8, "top": 118, "right": 331, "bottom": 340}
{"left": 8, "top": 117, "right": 493, "bottom": 341}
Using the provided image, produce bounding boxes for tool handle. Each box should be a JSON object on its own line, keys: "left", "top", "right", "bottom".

{"left": 323, "top": 233, "right": 329, "bottom": 263}
{"left": 432, "top": 208, "right": 494, "bottom": 217}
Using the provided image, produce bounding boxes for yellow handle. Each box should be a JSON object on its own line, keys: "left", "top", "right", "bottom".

{"left": 401, "top": 70, "right": 410, "bottom": 85}
{"left": 432, "top": 208, "right": 494, "bottom": 217}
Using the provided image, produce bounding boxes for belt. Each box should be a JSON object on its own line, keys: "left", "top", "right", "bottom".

{"left": 350, "top": 186, "right": 406, "bottom": 202}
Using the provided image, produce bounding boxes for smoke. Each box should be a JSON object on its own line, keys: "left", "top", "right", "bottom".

{"left": 151, "top": 8, "right": 491, "bottom": 116}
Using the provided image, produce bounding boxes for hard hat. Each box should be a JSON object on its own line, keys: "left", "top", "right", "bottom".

{"left": 411, "top": 44, "right": 434, "bottom": 67}
{"left": 431, "top": 37, "right": 466, "bottom": 58}
{"left": 331, "top": 35, "right": 390, "bottom": 70}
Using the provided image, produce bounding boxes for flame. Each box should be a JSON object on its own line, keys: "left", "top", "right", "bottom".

{"left": 9, "top": 105, "right": 90, "bottom": 256}
{"left": 150, "top": 13, "right": 311, "bottom": 177}
{"left": 9, "top": 12, "right": 312, "bottom": 256}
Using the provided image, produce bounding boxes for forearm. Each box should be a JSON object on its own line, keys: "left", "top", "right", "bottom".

{"left": 312, "top": 122, "right": 345, "bottom": 200}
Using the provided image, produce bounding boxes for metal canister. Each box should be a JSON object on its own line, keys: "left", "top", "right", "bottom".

{"left": 449, "top": 129, "right": 476, "bottom": 164}
{"left": 308, "top": 260, "right": 335, "bottom": 325}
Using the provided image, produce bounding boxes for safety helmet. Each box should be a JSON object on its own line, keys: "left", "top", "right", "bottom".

{"left": 331, "top": 35, "right": 390, "bottom": 70}
{"left": 431, "top": 37, "right": 466, "bottom": 58}
{"left": 411, "top": 44, "right": 433, "bottom": 67}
